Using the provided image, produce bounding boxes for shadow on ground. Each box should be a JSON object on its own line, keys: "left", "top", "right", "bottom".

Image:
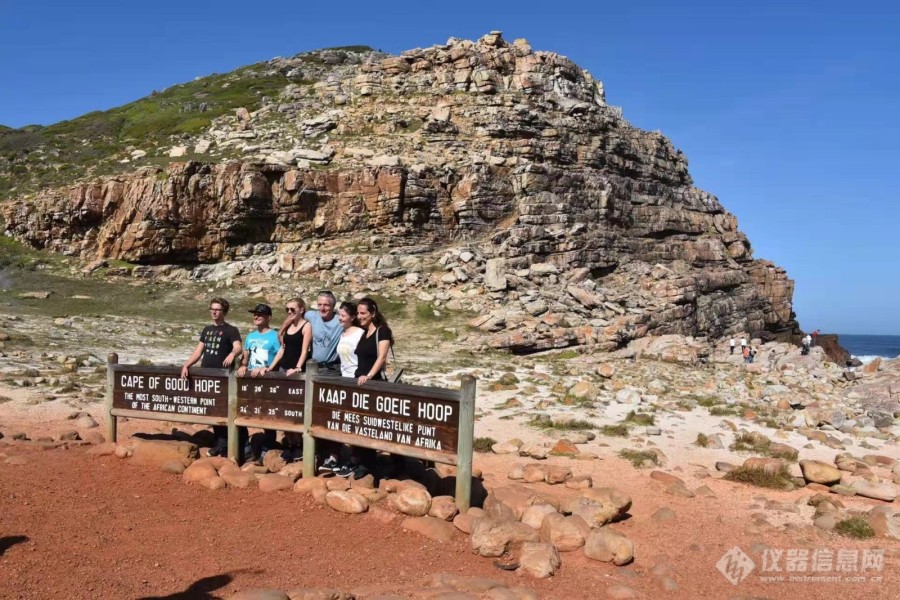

{"left": 137, "top": 573, "right": 233, "bottom": 600}
{"left": 0, "top": 536, "right": 28, "bottom": 557}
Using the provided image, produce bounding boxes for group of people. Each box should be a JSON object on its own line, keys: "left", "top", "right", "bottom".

{"left": 728, "top": 337, "right": 757, "bottom": 364}
{"left": 179, "top": 291, "right": 394, "bottom": 477}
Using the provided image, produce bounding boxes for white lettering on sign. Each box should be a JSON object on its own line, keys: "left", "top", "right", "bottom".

{"left": 418, "top": 402, "right": 453, "bottom": 422}
{"left": 352, "top": 392, "right": 370, "bottom": 410}
{"left": 319, "top": 388, "right": 346, "bottom": 405}
{"left": 375, "top": 395, "right": 411, "bottom": 417}
{"left": 120, "top": 375, "right": 145, "bottom": 388}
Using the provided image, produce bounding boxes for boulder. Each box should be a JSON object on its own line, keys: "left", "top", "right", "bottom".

{"left": 584, "top": 527, "right": 634, "bottom": 565}
{"left": 401, "top": 516, "right": 457, "bottom": 542}
{"left": 228, "top": 590, "right": 290, "bottom": 600}
{"left": 183, "top": 460, "right": 219, "bottom": 484}
{"left": 219, "top": 463, "right": 255, "bottom": 489}
{"left": 470, "top": 518, "right": 541, "bottom": 557}
{"left": 853, "top": 481, "right": 897, "bottom": 502}
{"left": 263, "top": 450, "right": 286, "bottom": 473}
{"left": 131, "top": 438, "right": 198, "bottom": 467}
{"left": 428, "top": 496, "right": 459, "bottom": 521}
{"left": 258, "top": 474, "right": 294, "bottom": 492}
{"left": 516, "top": 542, "right": 561, "bottom": 578}
{"left": 521, "top": 504, "right": 558, "bottom": 530}
{"left": 566, "top": 487, "right": 632, "bottom": 526}
{"left": 390, "top": 486, "right": 432, "bottom": 516}
{"left": 539, "top": 513, "right": 588, "bottom": 551}
{"left": 325, "top": 490, "right": 369, "bottom": 514}
{"left": 799, "top": 460, "right": 842, "bottom": 485}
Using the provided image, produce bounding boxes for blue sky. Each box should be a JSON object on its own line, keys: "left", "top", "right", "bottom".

{"left": 1, "top": 0, "right": 898, "bottom": 334}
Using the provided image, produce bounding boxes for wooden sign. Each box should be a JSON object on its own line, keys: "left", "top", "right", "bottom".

{"left": 309, "top": 376, "right": 461, "bottom": 457}
{"left": 236, "top": 374, "right": 305, "bottom": 426}
{"left": 111, "top": 366, "right": 228, "bottom": 419}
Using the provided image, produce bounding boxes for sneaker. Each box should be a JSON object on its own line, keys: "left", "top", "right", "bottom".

{"left": 206, "top": 445, "right": 225, "bottom": 457}
{"left": 318, "top": 455, "right": 340, "bottom": 473}
{"left": 336, "top": 464, "right": 355, "bottom": 478}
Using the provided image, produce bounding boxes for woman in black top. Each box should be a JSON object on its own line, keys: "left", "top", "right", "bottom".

{"left": 354, "top": 297, "right": 393, "bottom": 386}
{"left": 269, "top": 297, "right": 312, "bottom": 375}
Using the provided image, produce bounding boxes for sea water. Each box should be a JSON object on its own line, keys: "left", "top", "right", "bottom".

{"left": 838, "top": 334, "right": 900, "bottom": 363}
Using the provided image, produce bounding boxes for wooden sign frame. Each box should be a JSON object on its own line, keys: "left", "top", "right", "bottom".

{"left": 104, "top": 356, "right": 476, "bottom": 509}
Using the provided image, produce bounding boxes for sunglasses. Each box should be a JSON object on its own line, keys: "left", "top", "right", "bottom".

{"left": 285, "top": 307, "right": 298, "bottom": 313}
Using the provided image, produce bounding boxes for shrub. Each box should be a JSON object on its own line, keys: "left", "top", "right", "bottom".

{"left": 600, "top": 424, "right": 629, "bottom": 438}
{"left": 723, "top": 465, "right": 794, "bottom": 490}
{"left": 623, "top": 410, "right": 655, "bottom": 426}
{"left": 473, "top": 437, "right": 497, "bottom": 453}
{"left": 619, "top": 449, "right": 660, "bottom": 468}
{"left": 834, "top": 517, "right": 875, "bottom": 539}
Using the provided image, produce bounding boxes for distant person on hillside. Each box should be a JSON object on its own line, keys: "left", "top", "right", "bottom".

{"left": 729, "top": 338, "right": 736, "bottom": 355}
{"left": 740, "top": 337, "right": 748, "bottom": 351}
{"left": 801, "top": 334, "right": 812, "bottom": 355}
{"left": 238, "top": 303, "right": 280, "bottom": 464}
{"left": 749, "top": 347, "right": 757, "bottom": 364}
{"left": 180, "top": 297, "right": 243, "bottom": 458}
{"left": 812, "top": 330, "right": 820, "bottom": 346}
{"left": 742, "top": 345, "right": 751, "bottom": 364}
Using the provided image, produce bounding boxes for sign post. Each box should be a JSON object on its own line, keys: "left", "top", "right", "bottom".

{"left": 455, "top": 374, "right": 476, "bottom": 512}
{"left": 105, "top": 353, "right": 119, "bottom": 443}
{"left": 302, "top": 361, "right": 318, "bottom": 479}
{"left": 227, "top": 370, "right": 238, "bottom": 461}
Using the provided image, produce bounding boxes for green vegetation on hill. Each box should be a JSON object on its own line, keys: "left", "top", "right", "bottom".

{"left": 0, "top": 46, "right": 375, "bottom": 199}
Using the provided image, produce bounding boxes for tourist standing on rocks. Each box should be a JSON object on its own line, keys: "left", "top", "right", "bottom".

{"left": 740, "top": 337, "right": 748, "bottom": 352}
{"left": 729, "top": 338, "right": 736, "bottom": 354}
{"left": 294, "top": 291, "right": 342, "bottom": 376}
{"left": 180, "top": 297, "right": 243, "bottom": 457}
{"left": 742, "top": 345, "right": 751, "bottom": 364}
{"left": 802, "top": 333, "right": 812, "bottom": 355}
{"left": 812, "top": 329, "right": 820, "bottom": 346}
{"left": 270, "top": 298, "right": 312, "bottom": 375}
{"left": 238, "top": 303, "right": 281, "bottom": 464}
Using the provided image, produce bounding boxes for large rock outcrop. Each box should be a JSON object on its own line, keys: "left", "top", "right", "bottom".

{"left": 0, "top": 32, "right": 798, "bottom": 350}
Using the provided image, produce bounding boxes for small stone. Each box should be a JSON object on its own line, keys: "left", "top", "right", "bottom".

{"left": 605, "top": 584, "right": 638, "bottom": 599}
{"left": 521, "top": 504, "right": 558, "bottom": 530}
{"left": 652, "top": 507, "right": 676, "bottom": 521}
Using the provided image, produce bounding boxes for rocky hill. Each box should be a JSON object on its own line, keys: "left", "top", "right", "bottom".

{"left": 0, "top": 32, "right": 798, "bottom": 353}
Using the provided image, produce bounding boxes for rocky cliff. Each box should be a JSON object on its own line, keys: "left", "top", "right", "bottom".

{"left": 0, "top": 32, "right": 798, "bottom": 352}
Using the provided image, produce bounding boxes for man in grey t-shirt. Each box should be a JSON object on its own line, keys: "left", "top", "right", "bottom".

{"left": 305, "top": 291, "right": 343, "bottom": 375}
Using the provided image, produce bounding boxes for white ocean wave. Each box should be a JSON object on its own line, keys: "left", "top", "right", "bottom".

{"left": 853, "top": 354, "right": 900, "bottom": 364}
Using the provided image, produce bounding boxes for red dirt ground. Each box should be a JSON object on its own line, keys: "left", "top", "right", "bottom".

{"left": 0, "top": 442, "right": 898, "bottom": 600}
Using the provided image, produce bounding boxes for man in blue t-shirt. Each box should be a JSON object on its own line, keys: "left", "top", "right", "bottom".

{"left": 238, "top": 303, "right": 281, "bottom": 463}
{"left": 304, "top": 291, "right": 343, "bottom": 375}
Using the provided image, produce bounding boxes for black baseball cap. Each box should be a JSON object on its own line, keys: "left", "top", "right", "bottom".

{"left": 249, "top": 303, "right": 273, "bottom": 316}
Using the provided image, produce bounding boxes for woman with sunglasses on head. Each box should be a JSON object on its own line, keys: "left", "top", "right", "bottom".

{"left": 269, "top": 298, "right": 312, "bottom": 375}
{"left": 265, "top": 298, "right": 312, "bottom": 462}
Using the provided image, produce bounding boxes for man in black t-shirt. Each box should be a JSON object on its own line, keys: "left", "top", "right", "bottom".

{"left": 181, "top": 297, "right": 242, "bottom": 456}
